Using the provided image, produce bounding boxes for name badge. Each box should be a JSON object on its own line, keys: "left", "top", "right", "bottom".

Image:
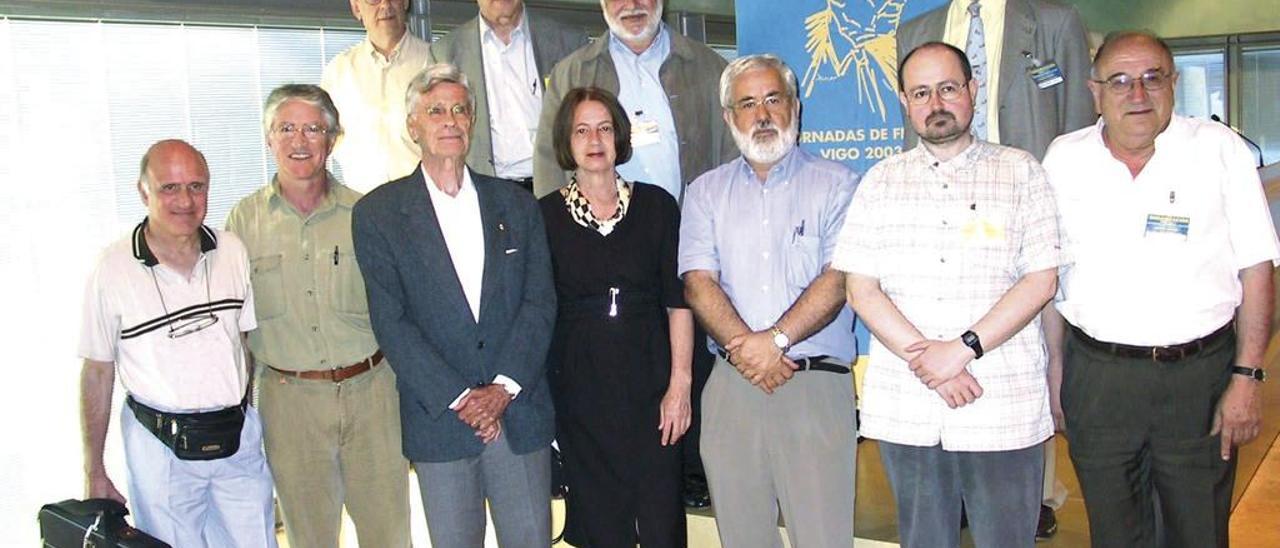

{"left": 1027, "top": 62, "right": 1065, "bottom": 89}
{"left": 631, "top": 119, "right": 661, "bottom": 148}
{"left": 1144, "top": 213, "right": 1190, "bottom": 241}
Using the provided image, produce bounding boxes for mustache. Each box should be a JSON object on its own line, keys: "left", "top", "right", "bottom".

{"left": 925, "top": 109, "right": 956, "bottom": 126}
{"left": 616, "top": 7, "right": 651, "bottom": 18}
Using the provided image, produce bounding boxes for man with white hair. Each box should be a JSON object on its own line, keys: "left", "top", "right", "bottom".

{"left": 680, "top": 54, "right": 859, "bottom": 547}
{"left": 533, "top": 1, "right": 738, "bottom": 505}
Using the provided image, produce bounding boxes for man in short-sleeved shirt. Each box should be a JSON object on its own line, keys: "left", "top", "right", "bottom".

{"left": 79, "top": 140, "right": 275, "bottom": 548}
{"left": 1042, "top": 31, "right": 1279, "bottom": 547}
{"left": 834, "top": 43, "right": 1061, "bottom": 547}
{"left": 679, "top": 54, "right": 858, "bottom": 548}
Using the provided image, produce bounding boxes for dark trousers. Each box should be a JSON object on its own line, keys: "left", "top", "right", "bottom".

{"left": 879, "top": 441, "right": 1043, "bottom": 548}
{"left": 1063, "top": 326, "right": 1236, "bottom": 548}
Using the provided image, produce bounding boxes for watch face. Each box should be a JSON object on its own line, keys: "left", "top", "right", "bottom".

{"left": 773, "top": 332, "right": 789, "bottom": 349}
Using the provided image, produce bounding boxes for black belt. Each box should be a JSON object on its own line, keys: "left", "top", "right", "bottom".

{"left": 1067, "top": 321, "right": 1233, "bottom": 362}
{"left": 557, "top": 289, "right": 660, "bottom": 321}
{"left": 715, "top": 349, "right": 850, "bottom": 374}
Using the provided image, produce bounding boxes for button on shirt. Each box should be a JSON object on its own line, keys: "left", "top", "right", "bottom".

{"left": 480, "top": 12, "right": 542, "bottom": 179}
{"left": 1045, "top": 115, "right": 1280, "bottom": 346}
{"left": 224, "top": 175, "right": 378, "bottom": 371}
{"left": 832, "top": 140, "right": 1062, "bottom": 451}
{"left": 79, "top": 223, "right": 257, "bottom": 412}
{"left": 322, "top": 33, "right": 432, "bottom": 193}
{"left": 679, "top": 147, "right": 859, "bottom": 362}
{"left": 610, "top": 26, "right": 682, "bottom": 200}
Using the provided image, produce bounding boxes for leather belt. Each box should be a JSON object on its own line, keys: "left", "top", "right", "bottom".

{"left": 267, "top": 350, "right": 384, "bottom": 383}
{"left": 715, "top": 349, "right": 850, "bottom": 374}
{"left": 1067, "top": 322, "right": 1232, "bottom": 362}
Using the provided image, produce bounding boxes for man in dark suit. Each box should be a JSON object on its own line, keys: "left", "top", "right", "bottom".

{"left": 352, "top": 62, "right": 556, "bottom": 546}
{"left": 895, "top": 0, "right": 1094, "bottom": 161}
{"left": 429, "top": 0, "right": 588, "bottom": 190}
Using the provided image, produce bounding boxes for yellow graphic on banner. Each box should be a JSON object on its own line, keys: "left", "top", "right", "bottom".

{"left": 803, "top": 0, "right": 906, "bottom": 122}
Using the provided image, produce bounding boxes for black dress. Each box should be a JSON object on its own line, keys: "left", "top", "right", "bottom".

{"left": 539, "top": 182, "right": 687, "bottom": 548}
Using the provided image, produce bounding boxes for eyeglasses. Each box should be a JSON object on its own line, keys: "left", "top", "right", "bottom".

{"left": 272, "top": 122, "right": 330, "bottom": 141}
{"left": 359, "top": 0, "right": 401, "bottom": 5}
{"left": 732, "top": 94, "right": 791, "bottom": 114}
{"left": 424, "top": 103, "right": 472, "bottom": 118}
{"left": 905, "top": 81, "right": 969, "bottom": 105}
{"left": 1091, "top": 70, "right": 1173, "bottom": 94}
{"left": 149, "top": 261, "right": 220, "bottom": 339}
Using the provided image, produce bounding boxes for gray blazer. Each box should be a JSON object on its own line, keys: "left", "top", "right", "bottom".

{"left": 430, "top": 11, "right": 589, "bottom": 178}
{"left": 351, "top": 169, "right": 556, "bottom": 463}
{"left": 896, "top": 0, "right": 1096, "bottom": 160}
{"left": 532, "top": 26, "right": 740, "bottom": 201}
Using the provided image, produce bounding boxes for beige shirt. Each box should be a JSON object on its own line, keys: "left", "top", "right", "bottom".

{"left": 321, "top": 33, "right": 432, "bottom": 193}
{"left": 225, "top": 176, "right": 379, "bottom": 371}
{"left": 944, "top": 0, "right": 1006, "bottom": 144}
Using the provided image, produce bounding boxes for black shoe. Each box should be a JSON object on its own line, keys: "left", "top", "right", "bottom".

{"left": 682, "top": 474, "right": 711, "bottom": 508}
{"left": 1036, "top": 504, "right": 1058, "bottom": 541}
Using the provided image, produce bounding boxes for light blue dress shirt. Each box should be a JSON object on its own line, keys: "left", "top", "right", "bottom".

{"left": 678, "top": 147, "right": 860, "bottom": 362}
{"left": 609, "top": 26, "right": 682, "bottom": 200}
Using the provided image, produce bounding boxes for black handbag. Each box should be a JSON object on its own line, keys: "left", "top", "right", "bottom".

{"left": 127, "top": 396, "right": 245, "bottom": 461}
{"left": 38, "top": 498, "right": 169, "bottom": 547}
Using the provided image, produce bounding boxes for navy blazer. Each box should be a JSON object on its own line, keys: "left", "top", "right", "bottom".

{"left": 352, "top": 168, "right": 556, "bottom": 462}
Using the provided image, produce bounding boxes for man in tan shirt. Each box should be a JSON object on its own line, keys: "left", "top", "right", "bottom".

{"left": 226, "top": 84, "right": 410, "bottom": 548}
{"left": 322, "top": 0, "right": 431, "bottom": 192}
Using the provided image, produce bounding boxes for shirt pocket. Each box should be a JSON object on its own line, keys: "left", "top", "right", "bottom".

{"left": 249, "top": 254, "right": 286, "bottom": 321}
{"left": 329, "top": 250, "right": 371, "bottom": 320}
{"left": 785, "top": 235, "right": 822, "bottom": 290}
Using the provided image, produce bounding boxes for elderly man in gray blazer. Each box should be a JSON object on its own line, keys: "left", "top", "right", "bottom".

{"left": 895, "top": 0, "right": 1095, "bottom": 161}
{"left": 430, "top": 0, "right": 588, "bottom": 190}
{"left": 352, "top": 62, "right": 556, "bottom": 546}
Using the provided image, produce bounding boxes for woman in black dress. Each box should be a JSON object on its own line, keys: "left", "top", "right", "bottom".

{"left": 539, "top": 87, "right": 693, "bottom": 547}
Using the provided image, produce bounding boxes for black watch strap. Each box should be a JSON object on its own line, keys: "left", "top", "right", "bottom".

{"left": 961, "top": 330, "right": 984, "bottom": 360}
{"left": 1231, "top": 366, "right": 1266, "bottom": 381}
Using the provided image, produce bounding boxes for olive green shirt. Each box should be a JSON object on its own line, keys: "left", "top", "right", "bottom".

{"left": 225, "top": 175, "right": 378, "bottom": 371}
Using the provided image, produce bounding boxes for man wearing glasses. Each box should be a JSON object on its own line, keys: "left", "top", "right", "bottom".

{"left": 322, "top": 0, "right": 431, "bottom": 193}
{"left": 1042, "top": 31, "right": 1279, "bottom": 547}
{"left": 78, "top": 140, "right": 276, "bottom": 547}
{"left": 226, "top": 85, "right": 410, "bottom": 548}
{"left": 835, "top": 42, "right": 1061, "bottom": 546}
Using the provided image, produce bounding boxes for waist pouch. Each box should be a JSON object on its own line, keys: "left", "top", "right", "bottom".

{"left": 126, "top": 396, "right": 244, "bottom": 461}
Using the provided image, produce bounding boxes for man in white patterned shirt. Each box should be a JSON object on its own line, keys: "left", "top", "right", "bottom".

{"left": 833, "top": 42, "right": 1062, "bottom": 547}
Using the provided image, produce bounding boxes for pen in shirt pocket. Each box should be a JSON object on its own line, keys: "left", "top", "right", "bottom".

{"left": 333, "top": 245, "right": 339, "bottom": 266}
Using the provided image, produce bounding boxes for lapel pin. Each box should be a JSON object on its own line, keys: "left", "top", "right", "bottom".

{"left": 498, "top": 222, "right": 505, "bottom": 231}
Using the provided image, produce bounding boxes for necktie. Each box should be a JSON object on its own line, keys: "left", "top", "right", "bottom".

{"left": 966, "top": 0, "right": 989, "bottom": 141}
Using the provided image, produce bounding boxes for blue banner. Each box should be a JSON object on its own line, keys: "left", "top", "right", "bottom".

{"left": 736, "top": 0, "right": 949, "bottom": 175}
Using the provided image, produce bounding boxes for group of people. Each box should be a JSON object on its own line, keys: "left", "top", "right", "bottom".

{"left": 75, "top": 1, "right": 1277, "bottom": 548}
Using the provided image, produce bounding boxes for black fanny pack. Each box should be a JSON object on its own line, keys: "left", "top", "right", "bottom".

{"left": 126, "top": 396, "right": 245, "bottom": 461}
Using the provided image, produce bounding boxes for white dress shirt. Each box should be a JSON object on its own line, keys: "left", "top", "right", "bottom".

{"left": 480, "top": 11, "right": 542, "bottom": 179}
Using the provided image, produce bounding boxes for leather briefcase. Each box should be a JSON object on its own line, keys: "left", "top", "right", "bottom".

{"left": 38, "top": 498, "right": 169, "bottom": 547}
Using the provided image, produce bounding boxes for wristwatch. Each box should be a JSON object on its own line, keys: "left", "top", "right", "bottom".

{"left": 1231, "top": 366, "right": 1267, "bottom": 382}
{"left": 769, "top": 325, "right": 791, "bottom": 352}
{"left": 960, "top": 330, "right": 984, "bottom": 360}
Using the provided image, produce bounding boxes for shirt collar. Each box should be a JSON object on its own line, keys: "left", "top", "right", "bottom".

{"left": 363, "top": 31, "right": 410, "bottom": 65}
{"left": 266, "top": 172, "right": 355, "bottom": 215}
{"left": 132, "top": 218, "right": 217, "bottom": 267}
{"left": 421, "top": 165, "right": 476, "bottom": 201}
{"left": 734, "top": 145, "right": 802, "bottom": 187}
{"left": 916, "top": 137, "right": 984, "bottom": 169}
{"left": 608, "top": 23, "right": 670, "bottom": 64}
{"left": 1091, "top": 114, "right": 1184, "bottom": 155}
{"left": 479, "top": 9, "right": 529, "bottom": 47}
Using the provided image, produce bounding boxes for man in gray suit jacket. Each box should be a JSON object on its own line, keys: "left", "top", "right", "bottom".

{"left": 430, "top": 0, "right": 588, "bottom": 190}
{"left": 352, "top": 63, "right": 556, "bottom": 546}
{"left": 895, "top": 0, "right": 1095, "bottom": 160}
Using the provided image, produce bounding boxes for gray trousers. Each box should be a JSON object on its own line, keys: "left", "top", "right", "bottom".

{"left": 879, "top": 441, "right": 1044, "bottom": 548}
{"left": 414, "top": 433, "right": 551, "bottom": 548}
{"left": 701, "top": 356, "right": 857, "bottom": 548}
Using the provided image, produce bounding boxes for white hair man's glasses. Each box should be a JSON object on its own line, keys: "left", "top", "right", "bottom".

{"left": 271, "top": 122, "right": 330, "bottom": 141}
{"left": 732, "top": 93, "right": 791, "bottom": 114}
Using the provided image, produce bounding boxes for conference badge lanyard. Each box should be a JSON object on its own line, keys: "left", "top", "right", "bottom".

{"left": 1022, "top": 51, "right": 1065, "bottom": 90}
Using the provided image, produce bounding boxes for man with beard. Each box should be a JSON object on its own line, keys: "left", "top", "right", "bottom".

{"left": 833, "top": 42, "right": 1062, "bottom": 547}
{"left": 680, "top": 54, "right": 858, "bottom": 547}
{"left": 322, "top": 0, "right": 430, "bottom": 192}
{"left": 533, "top": 0, "right": 738, "bottom": 507}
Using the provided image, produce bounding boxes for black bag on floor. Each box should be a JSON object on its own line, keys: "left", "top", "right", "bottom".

{"left": 38, "top": 498, "right": 169, "bottom": 547}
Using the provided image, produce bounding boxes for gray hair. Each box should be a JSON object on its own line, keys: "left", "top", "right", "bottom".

{"left": 262, "top": 84, "right": 343, "bottom": 145}
{"left": 718, "top": 54, "right": 800, "bottom": 110}
{"left": 404, "top": 63, "right": 475, "bottom": 114}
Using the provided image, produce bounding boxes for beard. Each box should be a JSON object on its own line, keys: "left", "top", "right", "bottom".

{"left": 731, "top": 117, "right": 798, "bottom": 167}
{"left": 918, "top": 108, "right": 970, "bottom": 145}
{"left": 602, "top": 1, "right": 663, "bottom": 45}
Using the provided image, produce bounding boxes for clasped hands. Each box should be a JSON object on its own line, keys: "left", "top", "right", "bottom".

{"left": 454, "top": 384, "right": 513, "bottom": 444}
{"left": 904, "top": 338, "right": 984, "bottom": 408}
{"left": 724, "top": 330, "right": 799, "bottom": 394}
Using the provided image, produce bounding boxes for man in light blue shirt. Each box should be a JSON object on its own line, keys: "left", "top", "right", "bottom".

{"left": 608, "top": 23, "right": 681, "bottom": 198}
{"left": 680, "top": 54, "right": 859, "bottom": 547}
